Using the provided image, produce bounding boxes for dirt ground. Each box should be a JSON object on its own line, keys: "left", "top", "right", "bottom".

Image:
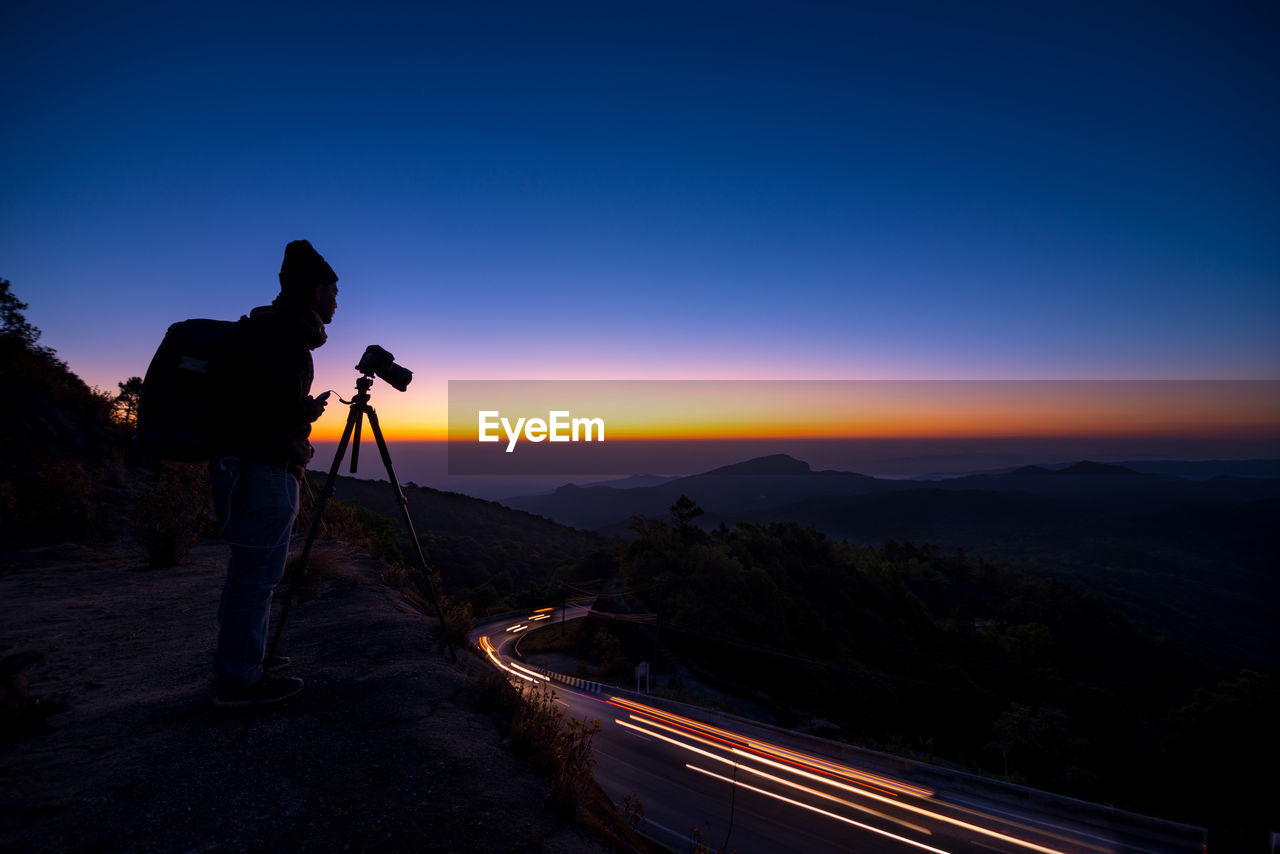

{"left": 0, "top": 539, "right": 624, "bottom": 853}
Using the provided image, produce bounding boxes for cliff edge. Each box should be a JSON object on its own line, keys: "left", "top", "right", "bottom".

{"left": 0, "top": 539, "right": 624, "bottom": 853}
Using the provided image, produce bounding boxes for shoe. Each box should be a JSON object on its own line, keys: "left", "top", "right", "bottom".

{"left": 213, "top": 674, "right": 304, "bottom": 708}
{"left": 208, "top": 654, "right": 292, "bottom": 680}
{"left": 264, "top": 654, "right": 292, "bottom": 672}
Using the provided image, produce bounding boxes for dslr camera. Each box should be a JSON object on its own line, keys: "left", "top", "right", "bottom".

{"left": 356, "top": 345, "right": 413, "bottom": 392}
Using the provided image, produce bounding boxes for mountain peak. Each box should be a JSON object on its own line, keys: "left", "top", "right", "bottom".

{"left": 702, "top": 454, "right": 812, "bottom": 476}
{"left": 1005, "top": 465, "right": 1055, "bottom": 478}
{"left": 1058, "top": 461, "right": 1139, "bottom": 476}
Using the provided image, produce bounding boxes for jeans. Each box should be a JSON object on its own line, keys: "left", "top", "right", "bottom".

{"left": 209, "top": 457, "right": 299, "bottom": 690}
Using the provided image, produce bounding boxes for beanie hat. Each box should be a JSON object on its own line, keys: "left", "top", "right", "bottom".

{"left": 278, "top": 240, "right": 338, "bottom": 297}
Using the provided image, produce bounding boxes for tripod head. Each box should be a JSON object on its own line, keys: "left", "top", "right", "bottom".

{"left": 352, "top": 373, "right": 375, "bottom": 400}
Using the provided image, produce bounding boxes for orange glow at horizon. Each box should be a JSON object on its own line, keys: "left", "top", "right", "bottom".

{"left": 308, "top": 380, "right": 1280, "bottom": 442}
{"left": 309, "top": 423, "right": 447, "bottom": 442}
{"left": 438, "top": 380, "right": 1280, "bottom": 443}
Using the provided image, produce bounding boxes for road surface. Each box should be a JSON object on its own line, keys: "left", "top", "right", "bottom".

{"left": 472, "top": 608, "right": 1197, "bottom": 854}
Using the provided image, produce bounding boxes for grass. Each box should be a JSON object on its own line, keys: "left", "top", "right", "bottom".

{"left": 477, "top": 669, "right": 660, "bottom": 851}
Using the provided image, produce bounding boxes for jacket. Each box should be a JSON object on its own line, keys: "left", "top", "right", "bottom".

{"left": 210, "top": 295, "right": 327, "bottom": 473}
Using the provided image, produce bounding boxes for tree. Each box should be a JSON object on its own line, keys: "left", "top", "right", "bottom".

{"left": 669, "top": 494, "right": 703, "bottom": 527}
{"left": 114, "top": 377, "right": 144, "bottom": 428}
{"left": 1165, "top": 670, "right": 1280, "bottom": 832}
{"left": 0, "top": 278, "right": 40, "bottom": 348}
{"left": 987, "top": 703, "right": 1095, "bottom": 794}
{"left": 668, "top": 494, "right": 706, "bottom": 550}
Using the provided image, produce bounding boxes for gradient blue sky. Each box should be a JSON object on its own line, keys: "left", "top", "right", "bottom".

{"left": 3, "top": 1, "right": 1277, "bottom": 438}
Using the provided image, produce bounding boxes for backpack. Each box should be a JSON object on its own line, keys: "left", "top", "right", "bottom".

{"left": 137, "top": 318, "right": 241, "bottom": 462}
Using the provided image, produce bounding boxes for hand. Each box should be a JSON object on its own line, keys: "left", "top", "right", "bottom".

{"left": 305, "top": 392, "right": 330, "bottom": 421}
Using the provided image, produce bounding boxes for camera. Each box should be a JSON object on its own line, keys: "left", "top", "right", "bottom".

{"left": 356, "top": 344, "right": 413, "bottom": 391}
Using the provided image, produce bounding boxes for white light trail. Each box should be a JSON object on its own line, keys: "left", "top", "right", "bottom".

{"left": 685, "top": 764, "right": 953, "bottom": 854}
{"left": 611, "top": 697, "right": 1074, "bottom": 854}
{"left": 734, "top": 749, "right": 1071, "bottom": 854}
{"left": 616, "top": 717, "right": 925, "bottom": 834}
{"left": 478, "top": 636, "right": 546, "bottom": 683}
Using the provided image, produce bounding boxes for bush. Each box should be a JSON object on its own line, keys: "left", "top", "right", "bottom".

{"left": 441, "top": 598, "right": 475, "bottom": 651}
{"left": 485, "top": 674, "right": 600, "bottom": 820}
{"left": 309, "top": 489, "right": 405, "bottom": 567}
{"left": 134, "top": 463, "right": 213, "bottom": 567}
{"left": 21, "top": 459, "right": 101, "bottom": 543}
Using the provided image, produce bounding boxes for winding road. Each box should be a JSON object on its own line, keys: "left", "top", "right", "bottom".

{"left": 472, "top": 607, "right": 1200, "bottom": 854}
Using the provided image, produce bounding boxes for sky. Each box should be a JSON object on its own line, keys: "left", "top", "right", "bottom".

{"left": 2, "top": 1, "right": 1278, "bottom": 472}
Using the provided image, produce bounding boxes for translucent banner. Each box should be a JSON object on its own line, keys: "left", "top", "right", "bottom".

{"left": 446, "top": 380, "right": 1280, "bottom": 475}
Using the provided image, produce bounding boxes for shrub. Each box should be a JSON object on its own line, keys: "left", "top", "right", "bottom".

{"left": 21, "top": 459, "right": 101, "bottom": 543}
{"left": 134, "top": 463, "right": 213, "bottom": 567}
{"left": 310, "top": 490, "right": 405, "bottom": 567}
{"left": 485, "top": 674, "right": 601, "bottom": 820}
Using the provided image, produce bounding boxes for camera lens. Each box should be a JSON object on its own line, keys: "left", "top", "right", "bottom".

{"left": 381, "top": 362, "right": 412, "bottom": 392}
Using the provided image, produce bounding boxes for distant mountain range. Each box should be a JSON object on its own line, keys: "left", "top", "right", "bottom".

{"left": 916, "top": 458, "right": 1280, "bottom": 481}
{"left": 502, "top": 454, "right": 1280, "bottom": 667}
{"left": 502, "top": 454, "right": 898, "bottom": 531}
{"left": 502, "top": 453, "right": 1280, "bottom": 532}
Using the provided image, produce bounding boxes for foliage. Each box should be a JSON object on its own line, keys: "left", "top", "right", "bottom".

{"left": 301, "top": 484, "right": 474, "bottom": 645}
{"left": 1163, "top": 670, "right": 1280, "bottom": 835}
{"left": 306, "top": 483, "right": 407, "bottom": 567}
{"left": 0, "top": 280, "right": 120, "bottom": 545}
{"left": 484, "top": 674, "right": 600, "bottom": 820}
{"left": 669, "top": 493, "right": 704, "bottom": 538}
{"left": 591, "top": 628, "right": 628, "bottom": 677}
{"left": 1, "top": 278, "right": 42, "bottom": 349}
{"left": 617, "top": 512, "right": 1233, "bottom": 824}
{"left": 987, "top": 703, "right": 1096, "bottom": 794}
{"left": 317, "top": 473, "right": 613, "bottom": 612}
{"left": 440, "top": 597, "right": 475, "bottom": 651}
{"left": 112, "top": 376, "right": 144, "bottom": 429}
{"left": 134, "top": 463, "right": 214, "bottom": 567}
{"left": 615, "top": 792, "right": 645, "bottom": 831}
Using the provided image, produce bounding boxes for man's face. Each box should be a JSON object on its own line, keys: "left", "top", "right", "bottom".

{"left": 313, "top": 280, "right": 339, "bottom": 324}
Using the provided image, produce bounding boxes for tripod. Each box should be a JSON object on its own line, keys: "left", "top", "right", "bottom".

{"left": 268, "top": 373, "right": 457, "bottom": 664}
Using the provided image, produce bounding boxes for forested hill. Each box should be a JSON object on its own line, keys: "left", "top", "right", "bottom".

{"left": 308, "top": 473, "right": 616, "bottom": 613}
{"left": 506, "top": 454, "right": 1279, "bottom": 670}
{"left": 505, "top": 453, "right": 1280, "bottom": 532}
{"left": 614, "top": 516, "right": 1278, "bottom": 838}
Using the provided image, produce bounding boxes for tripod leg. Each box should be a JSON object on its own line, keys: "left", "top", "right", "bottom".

{"left": 350, "top": 404, "right": 363, "bottom": 473}
{"left": 242, "top": 404, "right": 362, "bottom": 738}
{"left": 266, "top": 403, "right": 360, "bottom": 659}
{"left": 365, "top": 405, "right": 458, "bottom": 662}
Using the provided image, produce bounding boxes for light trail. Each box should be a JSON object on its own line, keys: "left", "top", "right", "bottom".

{"left": 615, "top": 717, "right": 927, "bottom": 834}
{"left": 612, "top": 697, "right": 1073, "bottom": 854}
{"left": 610, "top": 696, "right": 923, "bottom": 798}
{"left": 743, "top": 738, "right": 930, "bottom": 798}
{"left": 736, "top": 749, "right": 1071, "bottom": 854}
{"left": 483, "top": 635, "right": 1090, "bottom": 854}
{"left": 685, "top": 764, "right": 954, "bottom": 854}
{"left": 477, "top": 636, "right": 547, "bottom": 684}
{"left": 618, "top": 711, "right": 743, "bottom": 754}
{"left": 508, "top": 660, "right": 548, "bottom": 682}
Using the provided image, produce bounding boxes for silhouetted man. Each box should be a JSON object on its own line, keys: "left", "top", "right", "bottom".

{"left": 208, "top": 240, "right": 338, "bottom": 707}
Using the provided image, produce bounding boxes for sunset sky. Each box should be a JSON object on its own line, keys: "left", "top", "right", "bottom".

{"left": 3, "top": 1, "right": 1277, "bottom": 469}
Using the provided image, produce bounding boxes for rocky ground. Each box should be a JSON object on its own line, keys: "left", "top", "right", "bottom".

{"left": 0, "top": 538, "right": 641, "bottom": 853}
